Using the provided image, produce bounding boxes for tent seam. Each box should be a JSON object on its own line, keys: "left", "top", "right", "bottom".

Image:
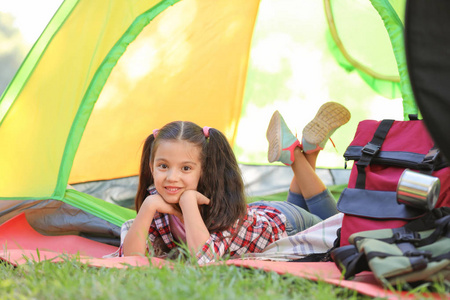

{"left": 53, "top": 0, "right": 182, "bottom": 199}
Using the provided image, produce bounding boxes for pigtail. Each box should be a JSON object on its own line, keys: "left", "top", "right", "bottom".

{"left": 135, "top": 133, "right": 156, "bottom": 212}
{"left": 198, "top": 128, "right": 247, "bottom": 232}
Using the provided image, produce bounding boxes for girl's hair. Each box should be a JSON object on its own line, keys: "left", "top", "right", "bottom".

{"left": 135, "top": 121, "right": 247, "bottom": 233}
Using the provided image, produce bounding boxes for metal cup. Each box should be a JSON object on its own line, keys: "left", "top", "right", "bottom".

{"left": 396, "top": 169, "right": 440, "bottom": 211}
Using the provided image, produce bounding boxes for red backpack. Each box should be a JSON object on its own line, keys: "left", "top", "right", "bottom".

{"left": 337, "top": 118, "right": 450, "bottom": 246}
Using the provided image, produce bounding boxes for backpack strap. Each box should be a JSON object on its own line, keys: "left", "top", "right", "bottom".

{"left": 414, "top": 214, "right": 450, "bottom": 247}
{"left": 332, "top": 208, "right": 450, "bottom": 280}
{"left": 421, "top": 145, "right": 450, "bottom": 173}
{"left": 364, "top": 241, "right": 431, "bottom": 272}
{"left": 355, "top": 119, "right": 394, "bottom": 189}
{"left": 422, "top": 146, "right": 440, "bottom": 166}
{"left": 330, "top": 245, "right": 369, "bottom": 280}
{"left": 406, "top": 114, "right": 446, "bottom": 172}
{"left": 363, "top": 208, "right": 450, "bottom": 245}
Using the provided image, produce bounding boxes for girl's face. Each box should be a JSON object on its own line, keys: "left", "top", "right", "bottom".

{"left": 151, "top": 140, "right": 202, "bottom": 204}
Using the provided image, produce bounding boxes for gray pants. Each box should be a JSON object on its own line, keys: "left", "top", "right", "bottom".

{"left": 249, "top": 189, "right": 338, "bottom": 236}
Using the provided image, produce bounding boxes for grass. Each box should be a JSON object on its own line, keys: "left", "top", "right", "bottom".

{"left": 1, "top": 256, "right": 448, "bottom": 300}
{"left": 0, "top": 256, "right": 375, "bottom": 300}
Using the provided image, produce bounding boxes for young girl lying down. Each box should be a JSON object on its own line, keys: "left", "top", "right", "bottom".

{"left": 120, "top": 102, "right": 350, "bottom": 264}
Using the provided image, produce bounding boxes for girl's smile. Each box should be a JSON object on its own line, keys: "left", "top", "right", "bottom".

{"left": 165, "top": 187, "right": 181, "bottom": 193}
{"left": 151, "top": 140, "right": 202, "bottom": 204}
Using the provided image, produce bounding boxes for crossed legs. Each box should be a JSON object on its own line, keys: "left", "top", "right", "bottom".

{"left": 289, "top": 148, "right": 325, "bottom": 199}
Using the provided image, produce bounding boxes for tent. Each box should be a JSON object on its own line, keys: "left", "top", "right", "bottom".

{"left": 0, "top": 0, "right": 410, "bottom": 243}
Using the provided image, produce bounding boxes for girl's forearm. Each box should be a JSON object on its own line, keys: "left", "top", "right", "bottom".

{"left": 122, "top": 203, "right": 156, "bottom": 256}
{"left": 179, "top": 192, "right": 211, "bottom": 254}
{"left": 183, "top": 206, "right": 211, "bottom": 254}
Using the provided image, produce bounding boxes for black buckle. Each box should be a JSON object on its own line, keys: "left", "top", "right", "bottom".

{"left": 361, "top": 142, "right": 381, "bottom": 156}
{"left": 394, "top": 231, "right": 421, "bottom": 242}
{"left": 423, "top": 148, "right": 439, "bottom": 164}
{"left": 404, "top": 250, "right": 433, "bottom": 259}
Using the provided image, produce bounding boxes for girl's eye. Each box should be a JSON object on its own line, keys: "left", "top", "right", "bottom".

{"left": 159, "top": 164, "right": 168, "bottom": 169}
{"left": 182, "top": 166, "right": 191, "bottom": 171}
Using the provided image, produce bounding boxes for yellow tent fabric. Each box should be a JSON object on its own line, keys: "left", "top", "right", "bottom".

{"left": 71, "top": 0, "right": 259, "bottom": 184}
{"left": 0, "top": 0, "right": 259, "bottom": 198}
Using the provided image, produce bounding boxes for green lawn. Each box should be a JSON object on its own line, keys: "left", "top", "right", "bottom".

{"left": 2, "top": 255, "right": 448, "bottom": 300}
{"left": 0, "top": 257, "right": 373, "bottom": 300}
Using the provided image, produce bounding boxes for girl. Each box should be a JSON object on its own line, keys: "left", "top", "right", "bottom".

{"left": 121, "top": 102, "right": 350, "bottom": 264}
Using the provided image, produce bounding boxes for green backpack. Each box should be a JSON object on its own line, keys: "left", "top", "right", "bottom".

{"left": 331, "top": 207, "right": 450, "bottom": 288}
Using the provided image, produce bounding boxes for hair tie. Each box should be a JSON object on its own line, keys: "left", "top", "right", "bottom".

{"left": 203, "top": 126, "right": 211, "bottom": 138}
{"left": 152, "top": 129, "right": 159, "bottom": 138}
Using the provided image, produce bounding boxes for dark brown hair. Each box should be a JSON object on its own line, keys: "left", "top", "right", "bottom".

{"left": 135, "top": 121, "right": 246, "bottom": 233}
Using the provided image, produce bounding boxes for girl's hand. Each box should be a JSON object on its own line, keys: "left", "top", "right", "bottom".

{"left": 123, "top": 194, "right": 184, "bottom": 256}
{"left": 179, "top": 190, "right": 210, "bottom": 207}
{"left": 143, "top": 194, "right": 183, "bottom": 220}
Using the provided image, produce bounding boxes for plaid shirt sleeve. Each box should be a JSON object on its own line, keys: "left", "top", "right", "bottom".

{"left": 196, "top": 205, "right": 287, "bottom": 264}
{"left": 148, "top": 212, "right": 177, "bottom": 249}
{"left": 145, "top": 187, "right": 177, "bottom": 250}
{"left": 118, "top": 212, "right": 176, "bottom": 256}
{"left": 118, "top": 188, "right": 178, "bottom": 256}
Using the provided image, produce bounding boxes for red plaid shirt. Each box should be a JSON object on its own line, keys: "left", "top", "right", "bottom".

{"left": 120, "top": 204, "right": 287, "bottom": 264}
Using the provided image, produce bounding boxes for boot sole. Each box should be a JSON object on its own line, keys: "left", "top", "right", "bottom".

{"left": 302, "top": 102, "right": 351, "bottom": 144}
{"left": 266, "top": 111, "right": 282, "bottom": 163}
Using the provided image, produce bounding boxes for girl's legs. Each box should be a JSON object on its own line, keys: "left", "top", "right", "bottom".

{"left": 286, "top": 150, "right": 320, "bottom": 209}
{"left": 288, "top": 147, "right": 338, "bottom": 220}
{"left": 289, "top": 148, "right": 325, "bottom": 199}
{"left": 251, "top": 200, "right": 321, "bottom": 236}
{"left": 266, "top": 103, "right": 350, "bottom": 220}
